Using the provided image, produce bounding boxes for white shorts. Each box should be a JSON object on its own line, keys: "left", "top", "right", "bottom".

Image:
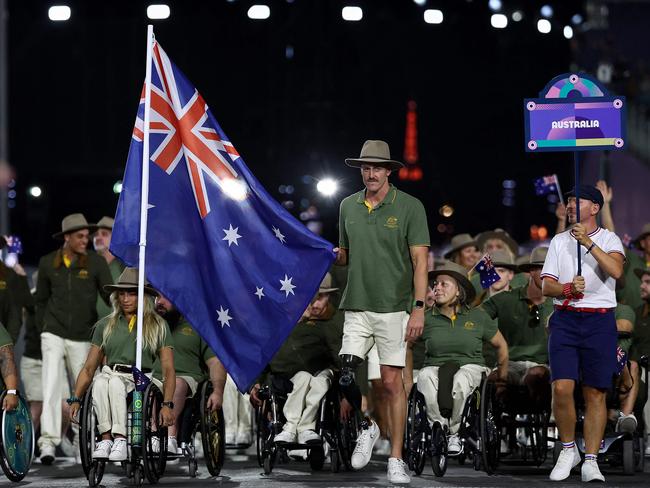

{"left": 178, "top": 375, "right": 199, "bottom": 397}
{"left": 506, "top": 361, "right": 549, "bottom": 385}
{"left": 339, "top": 311, "right": 409, "bottom": 368}
{"left": 367, "top": 345, "right": 381, "bottom": 381}
{"left": 20, "top": 356, "right": 70, "bottom": 402}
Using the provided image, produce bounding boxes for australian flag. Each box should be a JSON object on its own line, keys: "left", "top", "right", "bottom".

{"left": 111, "top": 41, "right": 335, "bottom": 392}
{"left": 474, "top": 254, "right": 501, "bottom": 289}
{"left": 533, "top": 174, "right": 559, "bottom": 196}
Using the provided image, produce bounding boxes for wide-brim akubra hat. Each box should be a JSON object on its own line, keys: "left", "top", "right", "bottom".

{"left": 490, "top": 250, "right": 518, "bottom": 271}
{"left": 318, "top": 272, "right": 339, "bottom": 294}
{"left": 345, "top": 140, "right": 404, "bottom": 171}
{"left": 518, "top": 246, "right": 549, "bottom": 273}
{"left": 428, "top": 261, "right": 476, "bottom": 304}
{"left": 633, "top": 223, "right": 650, "bottom": 250}
{"left": 443, "top": 233, "right": 479, "bottom": 259}
{"left": 475, "top": 228, "right": 519, "bottom": 257}
{"left": 104, "top": 267, "right": 158, "bottom": 296}
{"left": 52, "top": 213, "right": 98, "bottom": 239}
{"left": 96, "top": 216, "right": 115, "bottom": 230}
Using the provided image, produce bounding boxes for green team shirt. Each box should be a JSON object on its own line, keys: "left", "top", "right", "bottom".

{"left": 91, "top": 315, "right": 173, "bottom": 371}
{"left": 338, "top": 185, "right": 430, "bottom": 312}
{"left": 617, "top": 251, "right": 645, "bottom": 310}
{"left": 481, "top": 286, "right": 552, "bottom": 364}
{"left": 631, "top": 304, "right": 650, "bottom": 361}
{"left": 0, "top": 324, "right": 12, "bottom": 391}
{"left": 616, "top": 303, "right": 637, "bottom": 354}
{"left": 421, "top": 306, "right": 498, "bottom": 368}
{"left": 153, "top": 318, "right": 215, "bottom": 383}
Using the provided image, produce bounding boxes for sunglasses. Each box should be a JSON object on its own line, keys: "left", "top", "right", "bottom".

{"left": 528, "top": 303, "right": 541, "bottom": 328}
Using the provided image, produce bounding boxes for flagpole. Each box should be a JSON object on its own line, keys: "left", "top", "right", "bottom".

{"left": 553, "top": 173, "right": 564, "bottom": 206}
{"left": 136, "top": 25, "right": 154, "bottom": 371}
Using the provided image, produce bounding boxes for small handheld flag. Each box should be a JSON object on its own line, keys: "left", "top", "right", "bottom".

{"left": 474, "top": 254, "right": 501, "bottom": 289}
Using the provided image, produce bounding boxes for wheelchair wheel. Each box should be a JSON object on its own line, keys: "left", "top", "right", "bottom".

{"left": 79, "top": 386, "right": 106, "bottom": 486}
{"left": 0, "top": 392, "right": 34, "bottom": 482}
{"left": 479, "top": 379, "right": 500, "bottom": 475}
{"left": 529, "top": 412, "right": 549, "bottom": 466}
{"left": 636, "top": 436, "right": 645, "bottom": 472}
{"left": 404, "top": 387, "right": 427, "bottom": 475}
{"left": 142, "top": 383, "right": 167, "bottom": 484}
{"left": 623, "top": 439, "right": 634, "bottom": 475}
{"left": 338, "top": 412, "right": 360, "bottom": 471}
{"left": 430, "top": 422, "right": 448, "bottom": 477}
{"left": 330, "top": 448, "right": 340, "bottom": 472}
{"left": 199, "top": 381, "right": 225, "bottom": 476}
{"left": 309, "top": 444, "right": 325, "bottom": 471}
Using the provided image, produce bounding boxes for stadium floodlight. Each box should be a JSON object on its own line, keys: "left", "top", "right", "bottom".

{"left": 491, "top": 14, "right": 508, "bottom": 29}
{"left": 29, "top": 186, "right": 43, "bottom": 198}
{"left": 342, "top": 6, "right": 363, "bottom": 22}
{"left": 316, "top": 178, "right": 338, "bottom": 197}
{"left": 563, "top": 25, "right": 574, "bottom": 39}
{"left": 248, "top": 5, "right": 270, "bottom": 20}
{"left": 48, "top": 5, "right": 71, "bottom": 21}
{"left": 423, "top": 9, "right": 443, "bottom": 24}
{"left": 147, "top": 4, "right": 171, "bottom": 20}
{"left": 537, "top": 19, "right": 551, "bottom": 34}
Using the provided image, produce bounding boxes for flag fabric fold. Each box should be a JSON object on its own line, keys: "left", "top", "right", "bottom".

{"left": 474, "top": 254, "right": 501, "bottom": 289}
{"left": 111, "top": 41, "right": 335, "bottom": 392}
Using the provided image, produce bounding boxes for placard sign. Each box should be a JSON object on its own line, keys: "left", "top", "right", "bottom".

{"left": 524, "top": 73, "right": 626, "bottom": 152}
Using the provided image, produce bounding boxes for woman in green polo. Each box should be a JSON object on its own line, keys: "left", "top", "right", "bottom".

{"left": 417, "top": 262, "right": 508, "bottom": 456}
{"left": 69, "top": 268, "right": 176, "bottom": 462}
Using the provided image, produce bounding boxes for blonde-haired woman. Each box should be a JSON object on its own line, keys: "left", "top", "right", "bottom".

{"left": 69, "top": 268, "right": 175, "bottom": 461}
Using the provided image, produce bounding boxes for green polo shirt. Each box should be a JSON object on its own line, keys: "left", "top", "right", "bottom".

{"left": 617, "top": 251, "right": 645, "bottom": 310}
{"left": 481, "top": 286, "right": 552, "bottom": 364}
{"left": 0, "top": 324, "right": 13, "bottom": 391}
{"left": 338, "top": 185, "right": 430, "bottom": 312}
{"left": 96, "top": 258, "right": 126, "bottom": 319}
{"left": 421, "top": 306, "right": 498, "bottom": 368}
{"left": 91, "top": 315, "right": 173, "bottom": 371}
{"left": 616, "top": 303, "right": 636, "bottom": 354}
{"left": 630, "top": 304, "right": 650, "bottom": 362}
{"left": 153, "top": 318, "right": 215, "bottom": 383}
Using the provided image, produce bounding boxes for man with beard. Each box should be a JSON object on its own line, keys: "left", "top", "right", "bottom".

{"left": 92, "top": 217, "right": 125, "bottom": 319}
{"left": 153, "top": 294, "right": 227, "bottom": 455}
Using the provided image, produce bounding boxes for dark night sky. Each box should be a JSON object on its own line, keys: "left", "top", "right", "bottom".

{"left": 7, "top": 0, "right": 588, "bottom": 263}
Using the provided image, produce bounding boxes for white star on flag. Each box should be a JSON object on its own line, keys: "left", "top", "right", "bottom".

{"left": 254, "top": 287, "right": 265, "bottom": 300}
{"left": 272, "top": 226, "right": 286, "bottom": 244}
{"left": 216, "top": 306, "right": 233, "bottom": 328}
{"left": 222, "top": 224, "right": 242, "bottom": 247}
{"left": 279, "top": 274, "right": 296, "bottom": 297}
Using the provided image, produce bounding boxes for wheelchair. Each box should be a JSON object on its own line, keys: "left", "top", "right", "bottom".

{"left": 551, "top": 354, "right": 647, "bottom": 475}
{"left": 79, "top": 381, "right": 167, "bottom": 487}
{"left": 165, "top": 380, "right": 226, "bottom": 477}
{"left": 403, "top": 383, "right": 448, "bottom": 477}
{"left": 0, "top": 391, "right": 34, "bottom": 482}
{"left": 255, "top": 379, "right": 359, "bottom": 474}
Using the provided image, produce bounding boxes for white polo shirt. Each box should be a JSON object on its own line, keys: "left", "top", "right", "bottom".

{"left": 541, "top": 227, "right": 625, "bottom": 308}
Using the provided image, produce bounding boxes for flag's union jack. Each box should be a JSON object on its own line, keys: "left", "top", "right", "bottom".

{"left": 132, "top": 42, "right": 241, "bottom": 218}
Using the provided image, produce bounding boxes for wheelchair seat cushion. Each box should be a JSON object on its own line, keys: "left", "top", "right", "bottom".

{"left": 437, "top": 361, "right": 460, "bottom": 418}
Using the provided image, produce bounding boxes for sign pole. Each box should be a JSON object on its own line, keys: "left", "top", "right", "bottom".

{"left": 574, "top": 152, "right": 582, "bottom": 276}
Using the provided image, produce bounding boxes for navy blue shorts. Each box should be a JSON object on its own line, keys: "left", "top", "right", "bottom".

{"left": 548, "top": 309, "right": 617, "bottom": 389}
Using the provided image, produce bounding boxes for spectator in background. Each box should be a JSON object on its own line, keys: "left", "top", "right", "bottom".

{"left": 93, "top": 217, "right": 125, "bottom": 319}
{"left": 443, "top": 234, "right": 480, "bottom": 271}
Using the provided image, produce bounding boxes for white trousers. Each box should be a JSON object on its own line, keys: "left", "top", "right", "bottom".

{"left": 417, "top": 364, "right": 488, "bottom": 434}
{"left": 38, "top": 332, "right": 90, "bottom": 448}
{"left": 282, "top": 370, "right": 332, "bottom": 434}
{"left": 223, "top": 375, "right": 252, "bottom": 435}
{"left": 92, "top": 366, "right": 136, "bottom": 437}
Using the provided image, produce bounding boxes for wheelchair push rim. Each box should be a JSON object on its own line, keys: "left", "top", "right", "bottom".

{"left": 199, "top": 381, "right": 226, "bottom": 477}
{"left": 141, "top": 382, "right": 167, "bottom": 484}
{"left": 0, "top": 391, "right": 34, "bottom": 482}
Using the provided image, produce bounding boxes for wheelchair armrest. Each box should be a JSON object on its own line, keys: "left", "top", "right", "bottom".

{"left": 638, "top": 355, "right": 649, "bottom": 368}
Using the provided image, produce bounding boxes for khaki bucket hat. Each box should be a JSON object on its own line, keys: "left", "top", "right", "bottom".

{"left": 96, "top": 216, "right": 115, "bottom": 230}
{"left": 428, "top": 261, "right": 476, "bottom": 304}
{"left": 104, "top": 267, "right": 158, "bottom": 296}
{"left": 518, "top": 247, "right": 549, "bottom": 273}
{"left": 444, "top": 233, "right": 478, "bottom": 259}
{"left": 52, "top": 213, "right": 98, "bottom": 240}
{"left": 318, "top": 273, "right": 339, "bottom": 294}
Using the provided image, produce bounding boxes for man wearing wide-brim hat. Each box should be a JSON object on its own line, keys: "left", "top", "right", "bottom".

{"left": 93, "top": 216, "right": 126, "bottom": 319}
{"left": 482, "top": 246, "right": 553, "bottom": 400}
{"left": 334, "top": 140, "right": 430, "bottom": 484}
{"left": 417, "top": 261, "right": 508, "bottom": 456}
{"left": 444, "top": 233, "right": 479, "bottom": 271}
{"left": 35, "top": 213, "right": 114, "bottom": 465}
{"left": 249, "top": 272, "right": 345, "bottom": 447}
{"left": 473, "top": 250, "right": 519, "bottom": 306}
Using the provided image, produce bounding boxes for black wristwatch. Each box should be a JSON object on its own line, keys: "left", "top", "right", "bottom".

{"left": 413, "top": 300, "right": 425, "bottom": 310}
{"left": 161, "top": 401, "right": 174, "bottom": 409}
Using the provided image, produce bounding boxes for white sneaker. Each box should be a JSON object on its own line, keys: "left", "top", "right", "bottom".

{"left": 92, "top": 439, "right": 113, "bottom": 459}
{"left": 225, "top": 432, "right": 236, "bottom": 445}
{"left": 351, "top": 420, "right": 379, "bottom": 469}
{"left": 274, "top": 429, "right": 297, "bottom": 444}
{"left": 109, "top": 438, "right": 128, "bottom": 462}
{"left": 287, "top": 449, "right": 308, "bottom": 461}
{"left": 151, "top": 436, "right": 160, "bottom": 453}
{"left": 298, "top": 430, "right": 322, "bottom": 445}
{"left": 387, "top": 457, "right": 411, "bottom": 484}
{"left": 374, "top": 438, "right": 391, "bottom": 456}
{"left": 447, "top": 434, "right": 462, "bottom": 456}
{"left": 235, "top": 431, "right": 252, "bottom": 445}
{"left": 549, "top": 445, "right": 580, "bottom": 481}
{"left": 581, "top": 459, "right": 605, "bottom": 482}
{"left": 40, "top": 444, "right": 56, "bottom": 465}
{"left": 167, "top": 436, "right": 178, "bottom": 455}
{"left": 616, "top": 413, "right": 637, "bottom": 433}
